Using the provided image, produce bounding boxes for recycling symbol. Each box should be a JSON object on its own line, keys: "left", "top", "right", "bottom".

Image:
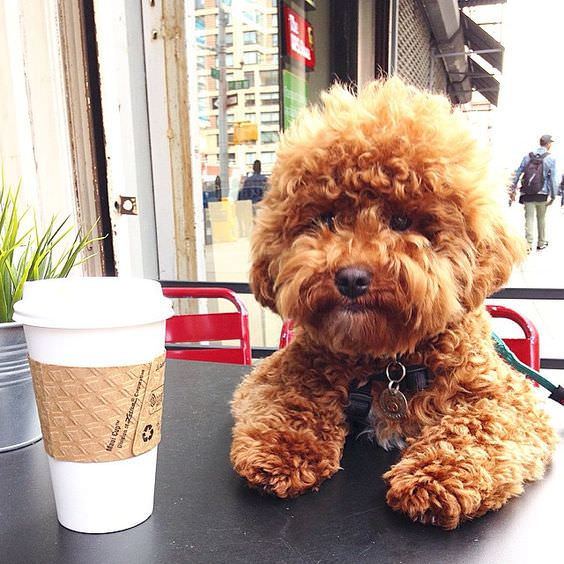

{"left": 142, "top": 424, "right": 154, "bottom": 442}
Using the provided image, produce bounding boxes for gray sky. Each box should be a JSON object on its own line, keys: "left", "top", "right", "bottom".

{"left": 493, "top": 0, "right": 564, "bottom": 172}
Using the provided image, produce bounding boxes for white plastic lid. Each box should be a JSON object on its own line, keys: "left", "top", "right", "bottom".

{"left": 13, "top": 277, "right": 174, "bottom": 329}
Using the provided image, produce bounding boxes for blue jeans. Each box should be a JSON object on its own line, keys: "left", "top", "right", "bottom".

{"left": 524, "top": 201, "right": 548, "bottom": 247}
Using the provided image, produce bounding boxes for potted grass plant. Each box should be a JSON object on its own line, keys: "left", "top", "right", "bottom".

{"left": 0, "top": 174, "right": 100, "bottom": 452}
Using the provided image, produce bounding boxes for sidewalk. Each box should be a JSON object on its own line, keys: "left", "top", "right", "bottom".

{"left": 499, "top": 202, "right": 564, "bottom": 361}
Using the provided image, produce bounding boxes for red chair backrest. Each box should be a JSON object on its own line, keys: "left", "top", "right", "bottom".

{"left": 279, "top": 319, "right": 295, "bottom": 349}
{"left": 486, "top": 304, "right": 540, "bottom": 371}
{"left": 162, "top": 287, "right": 251, "bottom": 365}
{"left": 280, "top": 307, "right": 540, "bottom": 372}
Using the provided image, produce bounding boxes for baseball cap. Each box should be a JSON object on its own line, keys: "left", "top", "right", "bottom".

{"left": 540, "top": 134, "right": 555, "bottom": 144}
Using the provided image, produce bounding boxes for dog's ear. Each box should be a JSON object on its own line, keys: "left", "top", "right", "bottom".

{"left": 248, "top": 208, "right": 282, "bottom": 314}
{"left": 249, "top": 254, "right": 278, "bottom": 313}
{"left": 464, "top": 219, "right": 526, "bottom": 310}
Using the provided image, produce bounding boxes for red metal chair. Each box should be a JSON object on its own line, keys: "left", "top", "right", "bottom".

{"left": 486, "top": 304, "right": 540, "bottom": 371}
{"left": 280, "top": 307, "right": 540, "bottom": 371}
{"left": 162, "top": 287, "right": 251, "bottom": 365}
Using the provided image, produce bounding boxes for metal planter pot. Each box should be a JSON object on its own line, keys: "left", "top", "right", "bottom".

{"left": 0, "top": 322, "right": 42, "bottom": 452}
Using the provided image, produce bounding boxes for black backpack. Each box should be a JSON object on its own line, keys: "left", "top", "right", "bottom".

{"left": 521, "top": 152, "right": 548, "bottom": 194}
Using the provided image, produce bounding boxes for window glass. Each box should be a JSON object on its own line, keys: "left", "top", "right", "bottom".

{"left": 260, "top": 90, "right": 279, "bottom": 105}
{"left": 260, "top": 70, "right": 278, "bottom": 86}
{"left": 190, "top": 0, "right": 323, "bottom": 349}
{"left": 198, "top": 96, "right": 207, "bottom": 111}
{"left": 244, "top": 70, "right": 255, "bottom": 88}
{"left": 261, "top": 111, "right": 279, "bottom": 126}
{"left": 261, "top": 131, "right": 279, "bottom": 144}
{"left": 192, "top": 2, "right": 279, "bottom": 243}
{"left": 243, "top": 31, "right": 258, "bottom": 45}
{"left": 243, "top": 51, "right": 260, "bottom": 65}
{"left": 242, "top": 10, "right": 261, "bottom": 25}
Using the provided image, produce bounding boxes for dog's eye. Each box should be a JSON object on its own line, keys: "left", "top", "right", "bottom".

{"left": 319, "top": 212, "right": 336, "bottom": 231}
{"left": 390, "top": 215, "right": 412, "bottom": 232}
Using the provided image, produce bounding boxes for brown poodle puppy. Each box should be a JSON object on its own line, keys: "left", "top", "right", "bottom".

{"left": 230, "top": 78, "right": 556, "bottom": 529}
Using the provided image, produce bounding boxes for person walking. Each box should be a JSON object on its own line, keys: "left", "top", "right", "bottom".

{"left": 510, "top": 134, "right": 557, "bottom": 251}
{"left": 237, "top": 160, "right": 267, "bottom": 204}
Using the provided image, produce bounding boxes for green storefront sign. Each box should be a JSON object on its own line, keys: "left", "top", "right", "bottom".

{"left": 282, "top": 70, "right": 308, "bottom": 130}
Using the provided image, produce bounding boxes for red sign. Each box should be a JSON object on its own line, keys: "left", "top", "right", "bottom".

{"left": 283, "top": 5, "right": 315, "bottom": 70}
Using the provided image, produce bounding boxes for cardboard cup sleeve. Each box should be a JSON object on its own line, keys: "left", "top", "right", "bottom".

{"left": 28, "top": 353, "right": 166, "bottom": 462}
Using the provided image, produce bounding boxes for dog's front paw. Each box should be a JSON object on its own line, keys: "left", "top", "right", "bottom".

{"left": 231, "top": 427, "right": 342, "bottom": 498}
{"left": 384, "top": 457, "right": 483, "bottom": 530}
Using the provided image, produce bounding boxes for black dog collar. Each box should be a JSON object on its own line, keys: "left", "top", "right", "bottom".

{"left": 347, "top": 364, "right": 431, "bottom": 426}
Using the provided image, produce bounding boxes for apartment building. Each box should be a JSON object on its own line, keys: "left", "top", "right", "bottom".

{"left": 195, "top": 0, "right": 281, "bottom": 202}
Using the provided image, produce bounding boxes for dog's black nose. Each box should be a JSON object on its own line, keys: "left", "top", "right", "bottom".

{"left": 335, "top": 267, "right": 372, "bottom": 299}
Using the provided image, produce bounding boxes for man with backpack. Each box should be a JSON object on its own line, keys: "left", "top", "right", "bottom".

{"left": 510, "top": 134, "right": 557, "bottom": 251}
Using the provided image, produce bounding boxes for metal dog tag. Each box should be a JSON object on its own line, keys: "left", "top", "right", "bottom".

{"left": 379, "top": 388, "right": 408, "bottom": 420}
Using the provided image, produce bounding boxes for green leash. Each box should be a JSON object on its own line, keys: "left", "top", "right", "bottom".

{"left": 492, "top": 332, "right": 564, "bottom": 406}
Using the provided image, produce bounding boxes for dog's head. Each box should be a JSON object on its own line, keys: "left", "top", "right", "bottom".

{"left": 250, "top": 78, "right": 525, "bottom": 357}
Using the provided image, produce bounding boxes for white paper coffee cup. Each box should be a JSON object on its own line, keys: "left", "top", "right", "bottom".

{"left": 13, "top": 277, "right": 173, "bottom": 533}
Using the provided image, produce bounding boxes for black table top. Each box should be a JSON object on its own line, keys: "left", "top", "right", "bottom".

{"left": 1, "top": 360, "right": 562, "bottom": 564}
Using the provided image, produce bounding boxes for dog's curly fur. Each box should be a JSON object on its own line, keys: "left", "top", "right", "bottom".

{"left": 230, "top": 78, "right": 557, "bottom": 529}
